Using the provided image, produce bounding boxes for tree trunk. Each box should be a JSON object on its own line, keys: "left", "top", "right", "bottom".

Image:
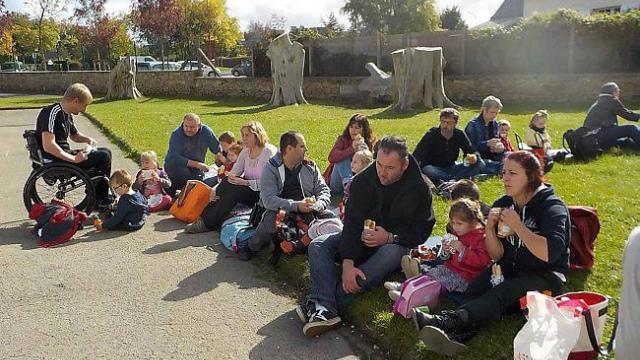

{"left": 160, "top": 40, "right": 165, "bottom": 69}
{"left": 266, "top": 33, "right": 308, "bottom": 106}
{"left": 391, "top": 46, "right": 458, "bottom": 111}
{"left": 105, "top": 56, "right": 143, "bottom": 101}
{"left": 38, "top": 11, "right": 45, "bottom": 66}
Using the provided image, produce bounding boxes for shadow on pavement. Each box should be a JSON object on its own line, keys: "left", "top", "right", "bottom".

{"left": 153, "top": 216, "right": 185, "bottom": 232}
{"left": 143, "top": 231, "right": 210, "bottom": 254}
{"left": 0, "top": 222, "right": 39, "bottom": 250}
{"left": 248, "top": 311, "right": 358, "bottom": 360}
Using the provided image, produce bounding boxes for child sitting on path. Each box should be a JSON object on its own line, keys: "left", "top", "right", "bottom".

{"left": 388, "top": 198, "right": 491, "bottom": 297}
{"left": 134, "top": 151, "right": 172, "bottom": 212}
{"left": 101, "top": 169, "right": 148, "bottom": 231}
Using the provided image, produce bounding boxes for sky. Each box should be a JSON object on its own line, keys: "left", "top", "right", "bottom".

{"left": 4, "top": 0, "right": 505, "bottom": 30}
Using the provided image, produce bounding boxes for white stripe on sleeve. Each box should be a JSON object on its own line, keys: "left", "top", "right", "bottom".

{"left": 48, "top": 104, "right": 61, "bottom": 133}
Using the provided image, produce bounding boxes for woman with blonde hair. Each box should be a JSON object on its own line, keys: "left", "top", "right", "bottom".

{"left": 186, "top": 121, "right": 277, "bottom": 233}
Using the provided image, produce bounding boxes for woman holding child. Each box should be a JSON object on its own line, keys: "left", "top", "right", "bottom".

{"left": 324, "top": 114, "right": 376, "bottom": 194}
{"left": 186, "top": 121, "right": 277, "bottom": 233}
{"left": 413, "top": 150, "right": 571, "bottom": 356}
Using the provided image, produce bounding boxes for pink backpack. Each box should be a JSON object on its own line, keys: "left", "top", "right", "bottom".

{"left": 392, "top": 275, "right": 443, "bottom": 318}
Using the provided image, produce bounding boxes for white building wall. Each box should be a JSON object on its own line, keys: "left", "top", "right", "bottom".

{"left": 524, "top": 0, "right": 640, "bottom": 16}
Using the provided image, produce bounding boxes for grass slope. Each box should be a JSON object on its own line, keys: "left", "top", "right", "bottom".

{"left": 12, "top": 95, "right": 640, "bottom": 359}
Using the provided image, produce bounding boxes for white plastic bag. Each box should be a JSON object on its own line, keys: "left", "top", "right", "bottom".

{"left": 514, "top": 291, "right": 582, "bottom": 360}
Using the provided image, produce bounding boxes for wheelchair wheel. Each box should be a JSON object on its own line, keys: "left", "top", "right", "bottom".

{"left": 23, "top": 163, "right": 96, "bottom": 213}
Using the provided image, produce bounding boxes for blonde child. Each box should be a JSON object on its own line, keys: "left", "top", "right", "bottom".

{"left": 497, "top": 119, "right": 514, "bottom": 152}
{"left": 102, "top": 169, "right": 148, "bottom": 231}
{"left": 525, "top": 110, "right": 568, "bottom": 161}
{"left": 525, "top": 110, "right": 552, "bottom": 151}
{"left": 134, "top": 151, "right": 172, "bottom": 212}
{"left": 389, "top": 198, "right": 491, "bottom": 297}
{"left": 343, "top": 149, "right": 373, "bottom": 204}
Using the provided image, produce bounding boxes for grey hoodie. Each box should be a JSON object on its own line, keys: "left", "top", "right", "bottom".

{"left": 259, "top": 152, "right": 331, "bottom": 212}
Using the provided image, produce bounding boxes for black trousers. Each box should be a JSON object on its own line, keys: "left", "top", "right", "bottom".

{"left": 460, "top": 266, "right": 564, "bottom": 323}
{"left": 596, "top": 124, "right": 640, "bottom": 151}
{"left": 165, "top": 164, "right": 205, "bottom": 196}
{"left": 201, "top": 179, "right": 259, "bottom": 230}
{"left": 50, "top": 147, "right": 112, "bottom": 202}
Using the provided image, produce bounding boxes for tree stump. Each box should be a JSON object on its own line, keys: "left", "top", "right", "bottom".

{"left": 391, "top": 47, "right": 458, "bottom": 111}
{"left": 105, "top": 56, "right": 143, "bottom": 101}
{"left": 266, "top": 33, "right": 308, "bottom": 106}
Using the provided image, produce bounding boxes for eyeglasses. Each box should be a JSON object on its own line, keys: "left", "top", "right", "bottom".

{"left": 111, "top": 183, "right": 127, "bottom": 191}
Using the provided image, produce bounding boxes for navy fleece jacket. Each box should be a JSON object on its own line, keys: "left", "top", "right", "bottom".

{"left": 492, "top": 185, "right": 570, "bottom": 275}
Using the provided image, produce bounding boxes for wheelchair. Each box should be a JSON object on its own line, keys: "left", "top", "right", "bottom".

{"left": 22, "top": 130, "right": 111, "bottom": 213}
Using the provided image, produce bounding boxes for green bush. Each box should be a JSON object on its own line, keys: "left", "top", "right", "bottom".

{"left": 466, "top": 9, "right": 640, "bottom": 74}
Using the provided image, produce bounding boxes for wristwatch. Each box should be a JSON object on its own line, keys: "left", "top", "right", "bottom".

{"left": 391, "top": 233, "right": 400, "bottom": 244}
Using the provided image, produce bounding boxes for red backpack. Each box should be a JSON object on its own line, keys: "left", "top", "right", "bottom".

{"left": 29, "top": 199, "right": 87, "bottom": 247}
{"left": 568, "top": 206, "right": 600, "bottom": 270}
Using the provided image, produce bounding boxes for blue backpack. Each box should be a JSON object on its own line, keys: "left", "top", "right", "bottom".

{"left": 220, "top": 214, "right": 256, "bottom": 252}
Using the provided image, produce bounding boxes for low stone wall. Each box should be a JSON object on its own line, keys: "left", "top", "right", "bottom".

{"left": 1, "top": 71, "right": 639, "bottom": 103}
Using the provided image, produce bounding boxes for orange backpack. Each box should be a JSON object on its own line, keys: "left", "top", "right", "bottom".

{"left": 170, "top": 180, "right": 211, "bottom": 223}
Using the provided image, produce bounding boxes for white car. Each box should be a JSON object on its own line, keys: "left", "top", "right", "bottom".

{"left": 179, "top": 61, "right": 219, "bottom": 77}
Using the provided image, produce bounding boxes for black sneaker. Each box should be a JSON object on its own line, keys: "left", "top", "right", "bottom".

{"left": 412, "top": 309, "right": 468, "bottom": 333}
{"left": 295, "top": 301, "right": 314, "bottom": 323}
{"left": 419, "top": 326, "right": 468, "bottom": 356}
{"left": 302, "top": 308, "right": 341, "bottom": 337}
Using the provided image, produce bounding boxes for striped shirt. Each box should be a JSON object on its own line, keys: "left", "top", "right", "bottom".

{"left": 35, "top": 103, "right": 78, "bottom": 159}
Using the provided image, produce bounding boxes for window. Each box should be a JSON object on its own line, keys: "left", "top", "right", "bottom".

{"left": 591, "top": 6, "right": 622, "bottom": 15}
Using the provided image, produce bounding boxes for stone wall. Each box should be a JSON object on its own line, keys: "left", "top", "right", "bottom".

{"left": 1, "top": 71, "right": 640, "bottom": 103}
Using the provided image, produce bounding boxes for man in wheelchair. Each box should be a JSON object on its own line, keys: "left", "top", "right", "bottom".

{"left": 34, "top": 83, "right": 113, "bottom": 209}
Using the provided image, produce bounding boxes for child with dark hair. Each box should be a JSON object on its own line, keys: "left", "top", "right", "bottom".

{"left": 388, "top": 198, "right": 491, "bottom": 297}
{"left": 216, "top": 131, "right": 237, "bottom": 166}
{"left": 450, "top": 179, "right": 491, "bottom": 220}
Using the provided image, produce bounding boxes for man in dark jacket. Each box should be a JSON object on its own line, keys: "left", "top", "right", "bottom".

{"left": 583, "top": 82, "right": 640, "bottom": 152}
{"left": 413, "top": 108, "right": 484, "bottom": 185}
{"left": 164, "top": 113, "right": 222, "bottom": 195}
{"left": 298, "top": 136, "right": 436, "bottom": 337}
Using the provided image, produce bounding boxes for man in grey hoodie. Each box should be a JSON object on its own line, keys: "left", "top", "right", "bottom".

{"left": 249, "top": 131, "right": 332, "bottom": 254}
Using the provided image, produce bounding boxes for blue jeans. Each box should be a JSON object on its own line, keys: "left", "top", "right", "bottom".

{"left": 329, "top": 158, "right": 352, "bottom": 194}
{"left": 307, "top": 232, "right": 409, "bottom": 314}
{"left": 480, "top": 159, "right": 503, "bottom": 176}
{"left": 421, "top": 160, "right": 485, "bottom": 185}
{"left": 597, "top": 125, "right": 640, "bottom": 151}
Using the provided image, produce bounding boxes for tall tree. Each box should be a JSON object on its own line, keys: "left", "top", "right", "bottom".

{"left": 133, "top": 0, "right": 183, "bottom": 64}
{"left": 0, "top": 0, "right": 12, "bottom": 56}
{"left": 341, "top": 0, "right": 440, "bottom": 34}
{"left": 322, "top": 12, "right": 344, "bottom": 39}
{"left": 10, "top": 13, "right": 58, "bottom": 61}
{"left": 25, "top": 0, "right": 65, "bottom": 64}
{"left": 440, "top": 5, "right": 467, "bottom": 31}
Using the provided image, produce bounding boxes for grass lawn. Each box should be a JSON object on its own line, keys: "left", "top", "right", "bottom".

{"left": 8, "top": 95, "right": 639, "bottom": 358}
{"left": 0, "top": 94, "right": 62, "bottom": 109}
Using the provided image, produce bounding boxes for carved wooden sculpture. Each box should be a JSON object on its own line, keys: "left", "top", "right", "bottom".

{"left": 105, "top": 56, "right": 143, "bottom": 101}
{"left": 267, "top": 33, "right": 308, "bottom": 106}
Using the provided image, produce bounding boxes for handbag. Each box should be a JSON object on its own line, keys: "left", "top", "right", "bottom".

{"left": 248, "top": 202, "right": 266, "bottom": 228}
{"left": 169, "top": 180, "right": 211, "bottom": 223}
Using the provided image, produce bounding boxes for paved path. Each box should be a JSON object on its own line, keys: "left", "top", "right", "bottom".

{"left": 0, "top": 109, "right": 363, "bottom": 359}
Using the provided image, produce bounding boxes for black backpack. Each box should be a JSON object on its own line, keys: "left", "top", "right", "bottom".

{"left": 562, "top": 127, "right": 603, "bottom": 160}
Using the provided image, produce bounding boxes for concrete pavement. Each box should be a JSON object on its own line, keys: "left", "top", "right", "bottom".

{"left": 0, "top": 108, "right": 364, "bottom": 359}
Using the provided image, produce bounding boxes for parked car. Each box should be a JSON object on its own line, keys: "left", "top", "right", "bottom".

{"left": 1, "top": 61, "right": 26, "bottom": 72}
{"left": 135, "top": 62, "right": 154, "bottom": 71}
{"left": 133, "top": 56, "right": 158, "bottom": 64}
{"left": 151, "top": 63, "right": 180, "bottom": 71}
{"left": 231, "top": 60, "right": 252, "bottom": 77}
{"left": 179, "top": 61, "right": 218, "bottom": 77}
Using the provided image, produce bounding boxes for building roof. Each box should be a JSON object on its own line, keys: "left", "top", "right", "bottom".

{"left": 490, "top": 0, "right": 524, "bottom": 21}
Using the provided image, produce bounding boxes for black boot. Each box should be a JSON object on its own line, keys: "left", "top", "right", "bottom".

{"left": 413, "top": 309, "right": 469, "bottom": 333}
